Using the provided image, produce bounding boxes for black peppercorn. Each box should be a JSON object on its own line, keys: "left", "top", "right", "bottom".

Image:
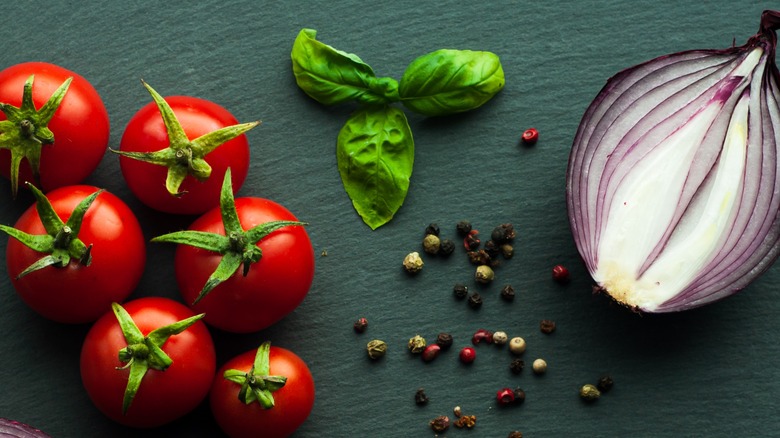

{"left": 456, "top": 220, "right": 472, "bottom": 237}
{"left": 453, "top": 283, "right": 469, "bottom": 299}
{"left": 508, "top": 431, "right": 523, "bottom": 438}
{"left": 429, "top": 415, "right": 450, "bottom": 432}
{"left": 491, "top": 223, "right": 516, "bottom": 244}
{"left": 467, "top": 249, "right": 491, "bottom": 265}
{"left": 501, "top": 284, "right": 515, "bottom": 301}
{"left": 484, "top": 239, "right": 500, "bottom": 259}
{"left": 415, "top": 388, "right": 430, "bottom": 405}
{"left": 424, "top": 223, "right": 440, "bottom": 236}
{"left": 468, "top": 292, "right": 483, "bottom": 309}
{"left": 509, "top": 358, "right": 525, "bottom": 374}
{"left": 436, "top": 332, "right": 454, "bottom": 349}
{"left": 597, "top": 375, "right": 614, "bottom": 393}
{"left": 438, "top": 238, "right": 455, "bottom": 256}
{"left": 513, "top": 387, "right": 526, "bottom": 404}
{"left": 540, "top": 319, "right": 556, "bottom": 334}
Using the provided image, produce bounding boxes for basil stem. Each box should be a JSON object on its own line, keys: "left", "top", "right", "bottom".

{"left": 337, "top": 106, "right": 414, "bottom": 230}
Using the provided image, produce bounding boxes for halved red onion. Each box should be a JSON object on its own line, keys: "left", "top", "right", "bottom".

{"left": 566, "top": 10, "right": 780, "bottom": 312}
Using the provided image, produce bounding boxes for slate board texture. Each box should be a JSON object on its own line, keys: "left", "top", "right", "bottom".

{"left": 0, "top": 1, "right": 778, "bottom": 437}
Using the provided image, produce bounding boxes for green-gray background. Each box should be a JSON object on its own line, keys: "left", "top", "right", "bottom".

{"left": 0, "top": 1, "right": 777, "bottom": 437}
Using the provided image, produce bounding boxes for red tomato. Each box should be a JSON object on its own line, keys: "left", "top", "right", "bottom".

{"left": 174, "top": 197, "right": 315, "bottom": 333}
{"left": 0, "top": 62, "right": 109, "bottom": 191}
{"left": 118, "top": 96, "right": 250, "bottom": 215}
{"left": 80, "top": 297, "right": 216, "bottom": 428}
{"left": 210, "top": 345, "right": 315, "bottom": 438}
{"left": 5, "top": 185, "right": 145, "bottom": 323}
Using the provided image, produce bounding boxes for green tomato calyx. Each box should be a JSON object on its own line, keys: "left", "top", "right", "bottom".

{"left": 0, "top": 183, "right": 97, "bottom": 278}
{"left": 151, "top": 168, "right": 306, "bottom": 304}
{"left": 223, "top": 341, "right": 287, "bottom": 409}
{"left": 111, "top": 302, "right": 205, "bottom": 415}
{"left": 110, "top": 80, "right": 259, "bottom": 197}
{"left": 0, "top": 74, "right": 72, "bottom": 198}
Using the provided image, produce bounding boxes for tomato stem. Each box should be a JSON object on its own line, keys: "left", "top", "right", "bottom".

{"left": 151, "top": 168, "right": 306, "bottom": 305}
{"left": 223, "top": 342, "right": 287, "bottom": 409}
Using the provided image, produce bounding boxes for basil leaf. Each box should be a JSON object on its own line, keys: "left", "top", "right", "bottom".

{"left": 291, "top": 29, "right": 399, "bottom": 106}
{"left": 337, "top": 106, "right": 414, "bottom": 229}
{"left": 399, "top": 49, "right": 505, "bottom": 116}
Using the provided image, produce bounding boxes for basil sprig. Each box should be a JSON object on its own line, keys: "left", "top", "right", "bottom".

{"left": 291, "top": 28, "right": 504, "bottom": 229}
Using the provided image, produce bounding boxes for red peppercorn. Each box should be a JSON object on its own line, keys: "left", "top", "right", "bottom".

{"left": 471, "top": 329, "right": 494, "bottom": 345}
{"left": 521, "top": 128, "right": 538, "bottom": 145}
{"left": 552, "top": 264, "right": 570, "bottom": 283}
{"left": 496, "top": 387, "right": 516, "bottom": 405}
{"left": 463, "top": 229, "right": 480, "bottom": 250}
{"left": 421, "top": 344, "right": 442, "bottom": 362}
{"left": 459, "top": 346, "right": 476, "bottom": 364}
{"left": 353, "top": 317, "right": 368, "bottom": 333}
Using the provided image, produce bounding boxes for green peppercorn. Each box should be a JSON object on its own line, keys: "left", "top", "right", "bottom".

{"left": 475, "top": 265, "right": 495, "bottom": 284}
{"left": 408, "top": 334, "right": 427, "bottom": 353}
{"left": 367, "top": 339, "right": 387, "bottom": 359}
{"left": 501, "top": 243, "right": 514, "bottom": 259}
{"left": 422, "top": 234, "right": 441, "bottom": 255}
{"left": 579, "top": 384, "right": 601, "bottom": 402}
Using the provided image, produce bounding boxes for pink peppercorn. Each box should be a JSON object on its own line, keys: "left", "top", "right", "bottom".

{"left": 552, "top": 264, "right": 570, "bottom": 283}
{"left": 471, "top": 329, "right": 494, "bottom": 345}
{"left": 421, "top": 344, "right": 441, "bottom": 362}
{"left": 496, "top": 388, "right": 516, "bottom": 405}
{"left": 521, "top": 128, "right": 539, "bottom": 145}
{"left": 459, "top": 346, "right": 476, "bottom": 364}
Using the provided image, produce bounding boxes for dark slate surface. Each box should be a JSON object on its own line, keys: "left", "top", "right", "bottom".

{"left": 0, "top": 1, "right": 778, "bottom": 437}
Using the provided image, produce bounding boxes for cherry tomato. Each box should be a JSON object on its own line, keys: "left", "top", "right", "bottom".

{"left": 0, "top": 62, "right": 109, "bottom": 192}
{"left": 80, "top": 297, "right": 216, "bottom": 428}
{"left": 174, "top": 197, "right": 315, "bottom": 333}
{"left": 210, "top": 344, "right": 315, "bottom": 438}
{"left": 5, "top": 185, "right": 145, "bottom": 323}
{"left": 118, "top": 95, "right": 251, "bottom": 215}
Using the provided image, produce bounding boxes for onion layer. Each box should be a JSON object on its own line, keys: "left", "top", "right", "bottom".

{"left": 566, "top": 10, "right": 780, "bottom": 312}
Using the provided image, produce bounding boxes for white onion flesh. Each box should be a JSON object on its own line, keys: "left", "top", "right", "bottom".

{"left": 566, "top": 11, "right": 780, "bottom": 312}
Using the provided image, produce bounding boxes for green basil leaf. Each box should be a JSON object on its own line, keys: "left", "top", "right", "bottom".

{"left": 337, "top": 106, "right": 414, "bottom": 229}
{"left": 399, "top": 49, "right": 505, "bottom": 116}
{"left": 291, "top": 29, "right": 399, "bottom": 106}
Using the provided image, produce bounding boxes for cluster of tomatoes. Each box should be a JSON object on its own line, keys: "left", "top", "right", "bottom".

{"left": 0, "top": 62, "right": 316, "bottom": 437}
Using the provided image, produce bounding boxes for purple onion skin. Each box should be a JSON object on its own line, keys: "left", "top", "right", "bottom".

{"left": 0, "top": 419, "right": 51, "bottom": 438}
{"left": 566, "top": 11, "right": 780, "bottom": 313}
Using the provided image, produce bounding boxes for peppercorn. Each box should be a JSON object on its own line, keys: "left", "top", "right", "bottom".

{"left": 552, "top": 264, "right": 570, "bottom": 283}
{"left": 438, "top": 238, "right": 455, "bottom": 256}
{"left": 429, "top": 415, "right": 450, "bottom": 433}
{"left": 532, "top": 358, "right": 547, "bottom": 375}
{"left": 484, "top": 239, "right": 500, "bottom": 259}
{"left": 475, "top": 265, "right": 495, "bottom": 284}
{"left": 491, "top": 223, "right": 516, "bottom": 244}
{"left": 471, "top": 328, "right": 494, "bottom": 345}
{"left": 453, "top": 283, "right": 469, "bottom": 299}
{"left": 540, "top": 319, "right": 556, "bottom": 334}
{"left": 463, "top": 229, "right": 480, "bottom": 250}
{"left": 508, "top": 431, "right": 523, "bottom": 438}
{"left": 500, "top": 284, "right": 515, "bottom": 301}
{"left": 467, "top": 292, "right": 483, "bottom": 309}
{"left": 492, "top": 331, "right": 508, "bottom": 345}
{"left": 421, "top": 344, "right": 441, "bottom": 362}
{"left": 415, "top": 388, "right": 429, "bottom": 405}
{"left": 436, "top": 332, "right": 454, "bottom": 349}
{"left": 424, "top": 223, "right": 440, "bottom": 236}
{"left": 353, "top": 317, "right": 368, "bottom": 333}
{"left": 496, "top": 387, "right": 515, "bottom": 405}
{"left": 521, "top": 127, "right": 538, "bottom": 145}
{"left": 467, "top": 249, "right": 492, "bottom": 265}
{"left": 513, "top": 387, "right": 526, "bottom": 404}
{"left": 501, "top": 243, "right": 514, "bottom": 259}
{"left": 408, "top": 335, "right": 427, "bottom": 354}
{"left": 456, "top": 220, "right": 472, "bottom": 236}
{"left": 454, "top": 415, "right": 476, "bottom": 429}
{"left": 597, "top": 375, "right": 614, "bottom": 393}
{"left": 509, "top": 358, "right": 525, "bottom": 374}
{"left": 403, "top": 252, "right": 424, "bottom": 274}
{"left": 579, "top": 384, "right": 601, "bottom": 402}
{"left": 422, "top": 234, "right": 441, "bottom": 255}
{"left": 366, "top": 340, "right": 387, "bottom": 360}
{"left": 509, "top": 337, "right": 526, "bottom": 355}
{"left": 459, "top": 346, "right": 476, "bottom": 364}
